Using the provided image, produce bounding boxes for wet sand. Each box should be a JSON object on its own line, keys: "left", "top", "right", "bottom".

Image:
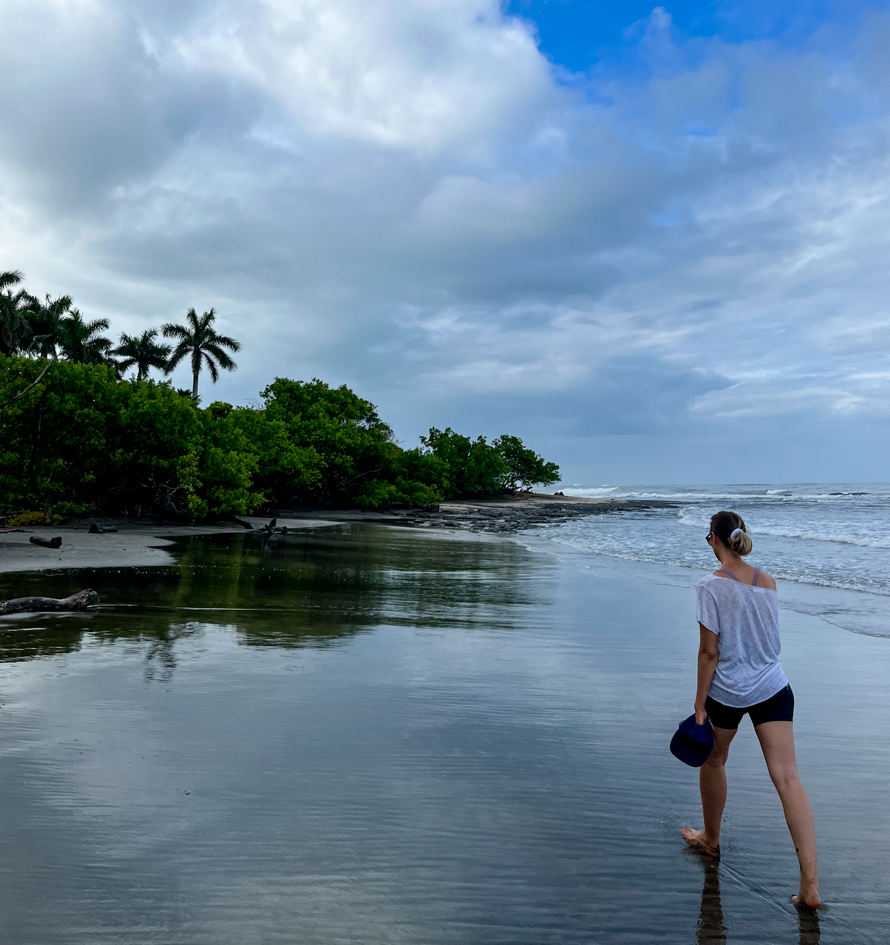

{"left": 0, "top": 517, "right": 344, "bottom": 574}
{"left": 0, "top": 495, "right": 622, "bottom": 576}
{"left": 0, "top": 525, "right": 886, "bottom": 943}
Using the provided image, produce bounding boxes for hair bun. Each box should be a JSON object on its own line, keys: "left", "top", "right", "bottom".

{"left": 730, "top": 528, "right": 744, "bottom": 538}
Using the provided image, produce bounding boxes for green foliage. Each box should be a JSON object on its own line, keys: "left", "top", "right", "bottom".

{"left": 0, "top": 355, "right": 560, "bottom": 519}
{"left": 0, "top": 357, "right": 195, "bottom": 517}
{"left": 418, "top": 427, "right": 508, "bottom": 498}
{"left": 417, "top": 428, "right": 560, "bottom": 497}
{"left": 193, "top": 405, "right": 265, "bottom": 519}
{"left": 492, "top": 434, "right": 560, "bottom": 493}
{"left": 106, "top": 378, "right": 205, "bottom": 518}
{"left": 260, "top": 378, "right": 398, "bottom": 507}
{"left": 114, "top": 329, "right": 172, "bottom": 381}
{"left": 24, "top": 294, "right": 75, "bottom": 358}
{"left": 56, "top": 310, "right": 115, "bottom": 365}
{"left": 226, "top": 404, "right": 323, "bottom": 509}
{"left": 0, "top": 270, "right": 34, "bottom": 357}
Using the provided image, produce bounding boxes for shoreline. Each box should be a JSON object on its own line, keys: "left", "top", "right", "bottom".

{"left": 0, "top": 495, "right": 674, "bottom": 577}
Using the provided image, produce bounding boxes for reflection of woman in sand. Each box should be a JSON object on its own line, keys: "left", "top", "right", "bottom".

{"left": 681, "top": 511, "right": 821, "bottom": 909}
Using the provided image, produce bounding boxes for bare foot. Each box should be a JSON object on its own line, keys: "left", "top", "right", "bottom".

{"left": 681, "top": 827, "right": 720, "bottom": 857}
{"left": 791, "top": 881, "right": 822, "bottom": 909}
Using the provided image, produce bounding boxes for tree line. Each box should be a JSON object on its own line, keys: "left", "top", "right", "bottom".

{"left": 1, "top": 270, "right": 238, "bottom": 399}
{"left": 0, "top": 269, "right": 560, "bottom": 521}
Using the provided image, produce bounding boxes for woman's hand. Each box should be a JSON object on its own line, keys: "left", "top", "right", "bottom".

{"left": 694, "top": 624, "right": 719, "bottom": 728}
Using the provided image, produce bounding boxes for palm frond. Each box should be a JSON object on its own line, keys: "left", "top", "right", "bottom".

{"left": 162, "top": 322, "right": 191, "bottom": 341}
{"left": 203, "top": 343, "right": 237, "bottom": 371}
{"left": 165, "top": 344, "right": 190, "bottom": 371}
{"left": 210, "top": 331, "right": 241, "bottom": 352}
{"left": 203, "top": 352, "right": 220, "bottom": 384}
{"left": 0, "top": 270, "right": 24, "bottom": 291}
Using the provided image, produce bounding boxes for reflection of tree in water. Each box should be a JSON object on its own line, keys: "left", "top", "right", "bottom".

{"left": 695, "top": 861, "right": 820, "bottom": 945}
{"left": 144, "top": 622, "right": 203, "bottom": 683}
{"left": 164, "top": 526, "right": 537, "bottom": 647}
{"left": 0, "top": 525, "right": 538, "bottom": 665}
{"left": 0, "top": 619, "right": 86, "bottom": 662}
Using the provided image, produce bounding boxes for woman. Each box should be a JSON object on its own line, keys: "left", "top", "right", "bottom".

{"left": 681, "top": 510, "right": 821, "bottom": 909}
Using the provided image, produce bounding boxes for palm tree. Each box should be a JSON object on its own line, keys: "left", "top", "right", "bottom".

{"left": 0, "top": 270, "right": 35, "bottom": 356}
{"left": 56, "top": 309, "right": 115, "bottom": 365}
{"left": 25, "top": 293, "right": 74, "bottom": 358}
{"left": 0, "top": 270, "right": 21, "bottom": 292}
{"left": 162, "top": 307, "right": 241, "bottom": 399}
{"left": 114, "top": 329, "right": 172, "bottom": 382}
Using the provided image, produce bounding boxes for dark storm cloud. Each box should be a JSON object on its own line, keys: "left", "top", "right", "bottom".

{"left": 1, "top": 0, "right": 889, "bottom": 480}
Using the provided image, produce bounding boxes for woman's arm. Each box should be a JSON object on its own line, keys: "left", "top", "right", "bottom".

{"left": 694, "top": 622, "right": 720, "bottom": 725}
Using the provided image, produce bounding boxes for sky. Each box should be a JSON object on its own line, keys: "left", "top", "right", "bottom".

{"left": 2, "top": 0, "right": 890, "bottom": 484}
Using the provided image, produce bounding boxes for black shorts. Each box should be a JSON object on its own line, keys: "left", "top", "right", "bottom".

{"left": 705, "top": 685, "right": 794, "bottom": 731}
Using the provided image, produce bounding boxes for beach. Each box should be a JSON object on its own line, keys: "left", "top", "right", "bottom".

{"left": 0, "top": 513, "right": 887, "bottom": 943}
{"left": 0, "top": 494, "right": 656, "bottom": 575}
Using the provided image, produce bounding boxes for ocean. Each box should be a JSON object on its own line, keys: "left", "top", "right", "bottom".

{"left": 522, "top": 483, "right": 890, "bottom": 639}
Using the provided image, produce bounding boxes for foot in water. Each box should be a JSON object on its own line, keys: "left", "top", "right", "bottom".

{"left": 791, "top": 882, "right": 822, "bottom": 910}
{"left": 681, "top": 827, "right": 720, "bottom": 857}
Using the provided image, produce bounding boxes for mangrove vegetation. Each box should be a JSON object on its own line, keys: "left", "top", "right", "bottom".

{"left": 0, "top": 269, "right": 560, "bottom": 521}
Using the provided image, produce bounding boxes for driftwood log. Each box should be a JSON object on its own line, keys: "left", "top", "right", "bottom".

{"left": 88, "top": 524, "right": 118, "bottom": 533}
{"left": 0, "top": 588, "right": 99, "bottom": 616}
{"left": 29, "top": 535, "right": 62, "bottom": 549}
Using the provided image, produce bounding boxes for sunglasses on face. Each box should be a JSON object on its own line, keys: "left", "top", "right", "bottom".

{"left": 706, "top": 532, "right": 714, "bottom": 543}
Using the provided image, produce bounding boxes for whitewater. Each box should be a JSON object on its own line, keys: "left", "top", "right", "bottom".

{"left": 521, "top": 483, "right": 890, "bottom": 638}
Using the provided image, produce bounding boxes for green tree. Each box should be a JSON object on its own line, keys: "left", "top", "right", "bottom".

{"left": 0, "top": 357, "right": 207, "bottom": 519}
{"left": 0, "top": 357, "right": 119, "bottom": 514}
{"left": 106, "top": 379, "right": 205, "bottom": 518}
{"left": 56, "top": 310, "right": 115, "bottom": 365}
{"left": 261, "top": 378, "right": 396, "bottom": 506}
{"left": 193, "top": 403, "right": 266, "bottom": 519}
{"left": 25, "top": 293, "right": 74, "bottom": 358}
{"left": 114, "top": 329, "right": 172, "bottom": 381}
{"left": 0, "top": 270, "right": 35, "bottom": 356}
{"left": 226, "top": 403, "right": 322, "bottom": 509}
{"left": 493, "top": 434, "right": 560, "bottom": 493}
{"left": 163, "top": 308, "right": 241, "bottom": 399}
{"left": 419, "top": 427, "right": 508, "bottom": 498}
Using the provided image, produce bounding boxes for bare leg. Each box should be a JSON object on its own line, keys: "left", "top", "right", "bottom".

{"left": 682, "top": 726, "right": 737, "bottom": 856}
{"left": 755, "top": 721, "right": 821, "bottom": 908}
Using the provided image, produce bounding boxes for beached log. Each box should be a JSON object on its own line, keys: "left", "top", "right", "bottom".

{"left": 29, "top": 535, "right": 62, "bottom": 549}
{"left": 88, "top": 524, "right": 118, "bottom": 534}
{"left": 0, "top": 588, "right": 99, "bottom": 616}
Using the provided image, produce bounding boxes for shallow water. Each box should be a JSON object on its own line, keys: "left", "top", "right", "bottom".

{"left": 0, "top": 525, "right": 887, "bottom": 944}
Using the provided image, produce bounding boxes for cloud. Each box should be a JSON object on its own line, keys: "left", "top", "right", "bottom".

{"left": 0, "top": 1, "right": 889, "bottom": 480}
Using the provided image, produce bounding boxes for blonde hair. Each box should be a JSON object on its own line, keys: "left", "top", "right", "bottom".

{"left": 711, "top": 510, "right": 753, "bottom": 557}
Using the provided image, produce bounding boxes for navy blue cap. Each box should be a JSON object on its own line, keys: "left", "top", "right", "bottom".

{"left": 670, "top": 715, "right": 715, "bottom": 767}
